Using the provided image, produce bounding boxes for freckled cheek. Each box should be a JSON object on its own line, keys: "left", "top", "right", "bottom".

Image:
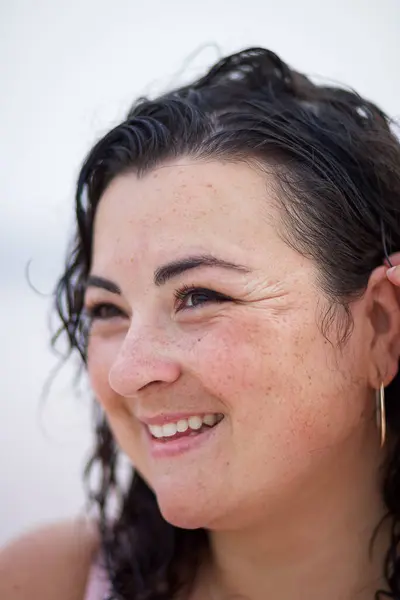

{"left": 191, "top": 322, "right": 271, "bottom": 403}
{"left": 87, "top": 337, "right": 149, "bottom": 477}
{"left": 87, "top": 336, "right": 122, "bottom": 413}
{"left": 193, "top": 320, "right": 342, "bottom": 448}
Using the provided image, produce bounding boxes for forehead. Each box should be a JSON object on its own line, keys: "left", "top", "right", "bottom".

{"left": 91, "top": 159, "right": 280, "bottom": 267}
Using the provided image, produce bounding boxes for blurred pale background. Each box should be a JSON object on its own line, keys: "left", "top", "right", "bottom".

{"left": 1, "top": 0, "right": 399, "bottom": 545}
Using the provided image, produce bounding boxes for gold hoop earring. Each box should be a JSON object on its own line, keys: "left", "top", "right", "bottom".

{"left": 376, "top": 383, "right": 386, "bottom": 448}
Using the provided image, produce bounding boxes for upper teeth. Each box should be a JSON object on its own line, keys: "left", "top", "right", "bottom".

{"left": 148, "top": 414, "right": 221, "bottom": 439}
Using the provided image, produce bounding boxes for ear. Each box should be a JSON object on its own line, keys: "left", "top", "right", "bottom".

{"left": 366, "top": 265, "right": 400, "bottom": 389}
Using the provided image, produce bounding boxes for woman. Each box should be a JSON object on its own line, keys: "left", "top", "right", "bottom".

{"left": 2, "top": 47, "right": 400, "bottom": 600}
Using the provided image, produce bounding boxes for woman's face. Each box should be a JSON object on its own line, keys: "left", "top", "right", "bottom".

{"left": 85, "top": 159, "right": 376, "bottom": 529}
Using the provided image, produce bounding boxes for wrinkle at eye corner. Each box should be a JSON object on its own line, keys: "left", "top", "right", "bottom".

{"left": 242, "top": 277, "right": 291, "bottom": 299}
{"left": 245, "top": 292, "right": 293, "bottom": 312}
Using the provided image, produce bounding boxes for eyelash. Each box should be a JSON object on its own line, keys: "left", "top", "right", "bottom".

{"left": 84, "top": 303, "right": 124, "bottom": 321}
{"left": 84, "top": 285, "right": 230, "bottom": 322}
{"left": 173, "top": 284, "right": 230, "bottom": 311}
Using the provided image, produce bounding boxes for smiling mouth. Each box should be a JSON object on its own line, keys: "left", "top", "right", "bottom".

{"left": 146, "top": 413, "right": 224, "bottom": 443}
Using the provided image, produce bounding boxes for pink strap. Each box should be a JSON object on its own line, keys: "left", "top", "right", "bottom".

{"left": 84, "top": 558, "right": 110, "bottom": 600}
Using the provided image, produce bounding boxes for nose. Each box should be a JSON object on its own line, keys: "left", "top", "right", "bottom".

{"left": 108, "top": 321, "right": 181, "bottom": 397}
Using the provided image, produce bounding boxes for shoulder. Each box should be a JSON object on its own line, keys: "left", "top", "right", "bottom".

{"left": 0, "top": 517, "right": 100, "bottom": 600}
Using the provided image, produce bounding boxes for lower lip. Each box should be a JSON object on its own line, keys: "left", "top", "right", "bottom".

{"left": 145, "top": 421, "right": 223, "bottom": 459}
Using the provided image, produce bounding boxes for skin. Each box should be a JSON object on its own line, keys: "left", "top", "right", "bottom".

{"left": 387, "top": 253, "right": 400, "bottom": 287}
{"left": 84, "top": 159, "right": 400, "bottom": 599}
{"left": 0, "top": 519, "right": 98, "bottom": 600}
{"left": 2, "top": 159, "right": 400, "bottom": 600}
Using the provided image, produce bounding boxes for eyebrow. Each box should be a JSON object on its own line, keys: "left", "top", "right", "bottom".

{"left": 86, "top": 254, "right": 250, "bottom": 294}
{"left": 154, "top": 254, "right": 250, "bottom": 286}
{"left": 85, "top": 275, "right": 121, "bottom": 295}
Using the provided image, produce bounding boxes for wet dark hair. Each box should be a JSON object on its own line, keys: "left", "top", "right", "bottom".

{"left": 54, "top": 48, "right": 400, "bottom": 599}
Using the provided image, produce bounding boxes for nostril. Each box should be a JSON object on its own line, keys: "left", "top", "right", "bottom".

{"left": 138, "top": 380, "right": 164, "bottom": 392}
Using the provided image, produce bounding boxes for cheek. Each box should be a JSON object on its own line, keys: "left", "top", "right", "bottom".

{"left": 193, "top": 312, "right": 366, "bottom": 459}
{"left": 87, "top": 334, "right": 122, "bottom": 413}
{"left": 190, "top": 313, "right": 304, "bottom": 408}
{"left": 87, "top": 335, "right": 152, "bottom": 479}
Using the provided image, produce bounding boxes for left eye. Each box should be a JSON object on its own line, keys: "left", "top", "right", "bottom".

{"left": 84, "top": 302, "right": 125, "bottom": 321}
{"left": 174, "top": 286, "right": 229, "bottom": 310}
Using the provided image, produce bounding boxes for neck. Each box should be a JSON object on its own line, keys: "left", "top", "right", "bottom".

{"left": 205, "top": 432, "right": 390, "bottom": 600}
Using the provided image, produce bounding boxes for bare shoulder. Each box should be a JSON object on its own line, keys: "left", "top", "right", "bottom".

{"left": 0, "top": 517, "right": 100, "bottom": 600}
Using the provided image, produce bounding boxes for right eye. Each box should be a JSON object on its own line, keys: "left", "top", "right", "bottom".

{"left": 85, "top": 303, "right": 125, "bottom": 321}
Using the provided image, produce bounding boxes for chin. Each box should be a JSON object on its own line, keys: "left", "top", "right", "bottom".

{"left": 154, "top": 484, "right": 217, "bottom": 530}
{"left": 157, "top": 497, "right": 209, "bottom": 530}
